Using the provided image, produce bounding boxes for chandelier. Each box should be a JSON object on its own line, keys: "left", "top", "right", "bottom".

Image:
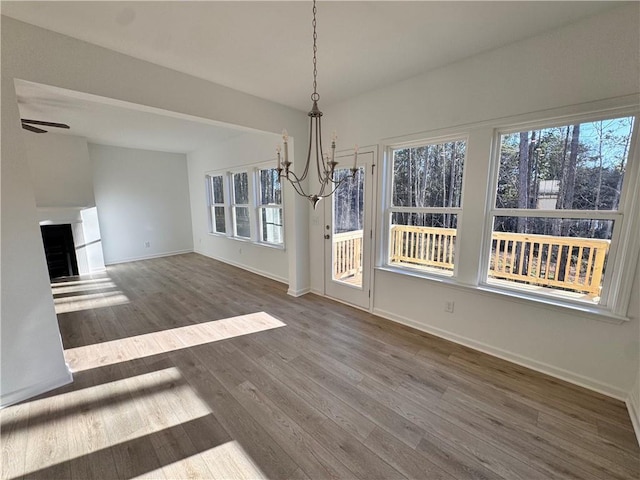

{"left": 277, "top": 0, "right": 357, "bottom": 209}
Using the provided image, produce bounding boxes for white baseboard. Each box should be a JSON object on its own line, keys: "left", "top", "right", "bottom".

{"left": 373, "top": 307, "right": 628, "bottom": 401}
{"left": 288, "top": 287, "right": 311, "bottom": 297}
{"left": 1, "top": 368, "right": 73, "bottom": 409}
{"left": 628, "top": 395, "right": 640, "bottom": 447}
{"left": 104, "top": 249, "right": 193, "bottom": 266}
{"left": 194, "top": 250, "right": 288, "bottom": 285}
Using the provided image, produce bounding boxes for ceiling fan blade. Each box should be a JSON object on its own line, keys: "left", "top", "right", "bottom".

{"left": 22, "top": 123, "right": 47, "bottom": 133}
{"left": 21, "top": 119, "right": 70, "bottom": 129}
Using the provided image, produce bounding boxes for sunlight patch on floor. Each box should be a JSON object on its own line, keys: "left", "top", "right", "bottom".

{"left": 138, "top": 440, "right": 268, "bottom": 480}
{"left": 64, "top": 312, "right": 286, "bottom": 372}
{"left": 1, "top": 367, "right": 215, "bottom": 479}
{"left": 51, "top": 281, "right": 118, "bottom": 295}
{"left": 50, "top": 276, "right": 130, "bottom": 314}
{"left": 54, "top": 290, "right": 130, "bottom": 314}
{"left": 51, "top": 277, "right": 112, "bottom": 288}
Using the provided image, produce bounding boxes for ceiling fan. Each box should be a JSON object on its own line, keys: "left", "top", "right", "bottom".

{"left": 21, "top": 118, "right": 70, "bottom": 134}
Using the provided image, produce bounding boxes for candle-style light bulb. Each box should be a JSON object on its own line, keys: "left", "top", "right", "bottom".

{"left": 352, "top": 144, "right": 359, "bottom": 170}
{"left": 276, "top": 145, "right": 282, "bottom": 170}
{"left": 282, "top": 129, "right": 289, "bottom": 165}
{"left": 330, "top": 131, "right": 337, "bottom": 164}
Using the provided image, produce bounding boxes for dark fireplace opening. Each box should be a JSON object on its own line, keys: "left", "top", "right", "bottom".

{"left": 40, "top": 224, "right": 79, "bottom": 279}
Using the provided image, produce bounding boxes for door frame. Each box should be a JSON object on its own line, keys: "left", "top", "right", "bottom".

{"left": 323, "top": 145, "right": 378, "bottom": 311}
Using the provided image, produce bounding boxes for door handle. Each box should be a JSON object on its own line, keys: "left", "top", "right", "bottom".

{"left": 324, "top": 234, "right": 330, "bottom": 240}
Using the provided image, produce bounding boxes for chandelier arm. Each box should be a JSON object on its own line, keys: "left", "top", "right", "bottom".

{"left": 284, "top": 168, "right": 317, "bottom": 200}
{"left": 285, "top": 169, "right": 312, "bottom": 199}
{"left": 290, "top": 179, "right": 311, "bottom": 199}
{"left": 285, "top": 169, "right": 305, "bottom": 187}
{"left": 315, "top": 118, "right": 326, "bottom": 184}
{"left": 315, "top": 172, "right": 354, "bottom": 200}
{"left": 319, "top": 118, "right": 331, "bottom": 181}
{"left": 297, "top": 117, "right": 314, "bottom": 182}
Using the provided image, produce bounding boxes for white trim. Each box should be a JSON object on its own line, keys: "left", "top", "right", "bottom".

{"left": 287, "top": 287, "right": 311, "bottom": 297}
{"left": 375, "top": 265, "right": 628, "bottom": 324}
{"left": 372, "top": 307, "right": 628, "bottom": 400}
{"left": 104, "top": 249, "right": 193, "bottom": 266}
{"left": 490, "top": 209, "right": 620, "bottom": 220}
{"left": 378, "top": 100, "right": 639, "bottom": 318}
{"left": 315, "top": 289, "right": 373, "bottom": 314}
{"left": 627, "top": 396, "right": 640, "bottom": 447}
{"left": 1, "top": 368, "right": 73, "bottom": 409}
{"left": 194, "top": 249, "right": 287, "bottom": 285}
{"left": 483, "top": 112, "right": 639, "bottom": 317}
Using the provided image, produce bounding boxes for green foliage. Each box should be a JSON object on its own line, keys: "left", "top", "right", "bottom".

{"left": 391, "top": 140, "right": 465, "bottom": 228}
{"left": 495, "top": 116, "right": 634, "bottom": 236}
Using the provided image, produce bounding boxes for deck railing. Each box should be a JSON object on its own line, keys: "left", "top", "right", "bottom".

{"left": 390, "top": 225, "right": 457, "bottom": 271}
{"left": 333, "top": 230, "right": 364, "bottom": 280}
{"left": 333, "top": 226, "right": 610, "bottom": 295}
{"left": 387, "top": 225, "right": 610, "bottom": 296}
{"left": 488, "top": 232, "right": 609, "bottom": 296}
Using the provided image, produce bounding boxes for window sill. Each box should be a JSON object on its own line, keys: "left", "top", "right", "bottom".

{"left": 207, "top": 232, "right": 285, "bottom": 250}
{"left": 255, "top": 241, "right": 285, "bottom": 251}
{"left": 375, "top": 265, "right": 630, "bottom": 324}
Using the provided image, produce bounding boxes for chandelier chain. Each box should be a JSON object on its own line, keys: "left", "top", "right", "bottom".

{"left": 278, "top": 0, "right": 357, "bottom": 209}
{"left": 311, "top": 0, "right": 319, "bottom": 101}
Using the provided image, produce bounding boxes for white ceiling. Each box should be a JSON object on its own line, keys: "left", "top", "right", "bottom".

{"left": 3, "top": 1, "right": 626, "bottom": 153}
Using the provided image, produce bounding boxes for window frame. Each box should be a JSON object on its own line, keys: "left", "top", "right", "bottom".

{"left": 204, "top": 160, "right": 285, "bottom": 249}
{"left": 383, "top": 134, "right": 468, "bottom": 279}
{"left": 230, "top": 170, "right": 252, "bottom": 239}
{"left": 205, "top": 174, "right": 228, "bottom": 235}
{"left": 480, "top": 111, "right": 640, "bottom": 315}
{"left": 376, "top": 100, "right": 640, "bottom": 321}
{"left": 255, "top": 165, "right": 284, "bottom": 247}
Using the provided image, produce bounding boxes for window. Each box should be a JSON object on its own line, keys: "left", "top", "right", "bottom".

{"left": 232, "top": 171, "right": 251, "bottom": 238}
{"left": 386, "top": 138, "right": 466, "bottom": 276}
{"left": 205, "top": 162, "right": 285, "bottom": 248}
{"left": 257, "top": 168, "right": 283, "bottom": 245}
{"left": 206, "top": 174, "right": 226, "bottom": 234}
{"left": 484, "top": 116, "right": 636, "bottom": 305}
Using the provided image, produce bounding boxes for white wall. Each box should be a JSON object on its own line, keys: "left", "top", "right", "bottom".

{"left": 188, "top": 132, "right": 289, "bottom": 283}
{"left": 316, "top": 4, "right": 640, "bottom": 398}
{"left": 630, "top": 368, "right": 640, "bottom": 443}
{"left": 0, "top": 79, "right": 72, "bottom": 407}
{"left": 1, "top": 15, "right": 309, "bottom": 405}
{"left": 628, "top": 259, "right": 640, "bottom": 441}
{"left": 23, "top": 133, "right": 106, "bottom": 274}
{"left": 24, "top": 133, "right": 94, "bottom": 208}
{"left": 90, "top": 144, "right": 193, "bottom": 264}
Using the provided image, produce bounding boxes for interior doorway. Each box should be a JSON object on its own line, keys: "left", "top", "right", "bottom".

{"left": 41, "top": 224, "right": 79, "bottom": 279}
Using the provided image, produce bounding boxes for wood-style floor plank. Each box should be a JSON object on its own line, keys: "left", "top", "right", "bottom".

{"left": 1, "top": 253, "right": 638, "bottom": 480}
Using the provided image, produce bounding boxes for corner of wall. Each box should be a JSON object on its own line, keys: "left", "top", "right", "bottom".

{"left": 627, "top": 373, "right": 640, "bottom": 447}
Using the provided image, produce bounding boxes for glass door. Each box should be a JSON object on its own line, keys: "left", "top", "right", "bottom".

{"left": 324, "top": 150, "right": 375, "bottom": 309}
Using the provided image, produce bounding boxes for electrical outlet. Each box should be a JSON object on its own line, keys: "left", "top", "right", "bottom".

{"left": 445, "top": 301, "right": 455, "bottom": 313}
{"left": 144, "top": 241, "right": 151, "bottom": 248}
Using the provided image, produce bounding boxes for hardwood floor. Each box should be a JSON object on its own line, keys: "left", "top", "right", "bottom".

{"left": 2, "top": 252, "right": 638, "bottom": 479}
